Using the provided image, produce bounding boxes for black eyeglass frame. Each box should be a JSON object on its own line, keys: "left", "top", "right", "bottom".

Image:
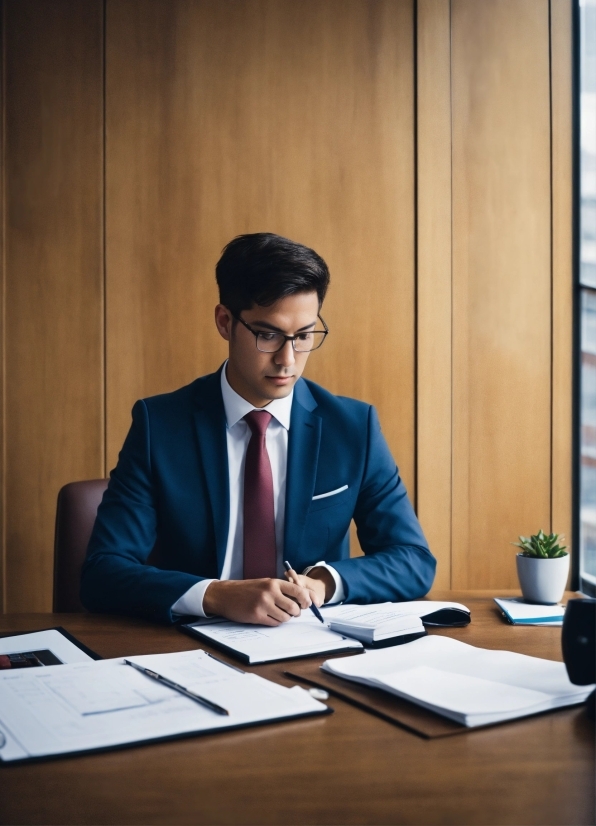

{"left": 232, "top": 312, "right": 329, "bottom": 353}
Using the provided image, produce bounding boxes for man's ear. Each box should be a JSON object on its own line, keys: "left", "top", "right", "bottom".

{"left": 214, "top": 304, "right": 233, "bottom": 341}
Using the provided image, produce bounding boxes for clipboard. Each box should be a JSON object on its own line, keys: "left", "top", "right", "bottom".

{"left": 0, "top": 648, "right": 332, "bottom": 763}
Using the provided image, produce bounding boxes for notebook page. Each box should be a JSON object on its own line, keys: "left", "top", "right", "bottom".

{"left": 377, "top": 665, "right": 553, "bottom": 722}
{"left": 322, "top": 604, "right": 424, "bottom": 630}
{"left": 192, "top": 617, "right": 362, "bottom": 663}
{"left": 323, "top": 636, "right": 590, "bottom": 701}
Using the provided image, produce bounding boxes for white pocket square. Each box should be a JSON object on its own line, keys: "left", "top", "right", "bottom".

{"left": 312, "top": 484, "right": 348, "bottom": 501}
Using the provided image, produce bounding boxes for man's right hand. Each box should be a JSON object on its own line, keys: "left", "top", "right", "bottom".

{"left": 202, "top": 578, "right": 313, "bottom": 626}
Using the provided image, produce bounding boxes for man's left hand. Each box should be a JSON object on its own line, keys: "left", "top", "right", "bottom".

{"left": 284, "top": 567, "right": 335, "bottom": 606}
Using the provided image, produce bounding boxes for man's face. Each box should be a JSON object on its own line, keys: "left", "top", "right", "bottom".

{"left": 214, "top": 291, "right": 320, "bottom": 407}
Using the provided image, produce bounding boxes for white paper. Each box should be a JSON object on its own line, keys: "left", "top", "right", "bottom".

{"left": 0, "top": 629, "right": 94, "bottom": 665}
{"left": 0, "top": 649, "right": 327, "bottom": 762}
{"left": 378, "top": 666, "right": 553, "bottom": 725}
{"left": 322, "top": 635, "right": 593, "bottom": 727}
{"left": 321, "top": 600, "right": 470, "bottom": 622}
{"left": 188, "top": 612, "right": 363, "bottom": 663}
{"left": 321, "top": 605, "right": 424, "bottom": 643}
{"left": 323, "top": 604, "right": 423, "bottom": 629}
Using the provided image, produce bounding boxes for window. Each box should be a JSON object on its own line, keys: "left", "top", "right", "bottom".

{"left": 578, "top": 0, "right": 596, "bottom": 595}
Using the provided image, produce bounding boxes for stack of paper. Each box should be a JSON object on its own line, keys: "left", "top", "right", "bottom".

{"left": 322, "top": 600, "right": 471, "bottom": 628}
{"left": 0, "top": 649, "right": 329, "bottom": 762}
{"left": 321, "top": 636, "right": 593, "bottom": 727}
{"left": 494, "top": 598, "right": 565, "bottom": 626}
{"left": 321, "top": 604, "right": 426, "bottom": 645}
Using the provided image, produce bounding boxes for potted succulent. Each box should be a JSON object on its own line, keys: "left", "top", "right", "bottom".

{"left": 512, "top": 530, "right": 570, "bottom": 604}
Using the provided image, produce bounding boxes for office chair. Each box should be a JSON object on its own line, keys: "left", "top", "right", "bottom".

{"left": 53, "top": 479, "right": 109, "bottom": 612}
{"left": 53, "top": 479, "right": 165, "bottom": 612}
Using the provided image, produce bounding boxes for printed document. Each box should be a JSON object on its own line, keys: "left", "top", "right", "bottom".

{"left": 0, "top": 649, "right": 328, "bottom": 762}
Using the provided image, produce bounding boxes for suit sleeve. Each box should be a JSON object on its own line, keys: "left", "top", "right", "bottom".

{"left": 330, "top": 405, "right": 436, "bottom": 603}
{"left": 80, "top": 400, "right": 203, "bottom": 623}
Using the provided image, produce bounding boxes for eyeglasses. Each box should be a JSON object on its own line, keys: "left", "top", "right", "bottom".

{"left": 232, "top": 312, "right": 329, "bottom": 353}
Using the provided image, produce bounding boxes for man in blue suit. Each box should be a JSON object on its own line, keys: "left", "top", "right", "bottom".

{"left": 81, "top": 233, "right": 435, "bottom": 623}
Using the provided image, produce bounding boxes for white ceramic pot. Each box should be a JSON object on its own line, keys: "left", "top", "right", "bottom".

{"left": 516, "top": 553, "right": 570, "bottom": 604}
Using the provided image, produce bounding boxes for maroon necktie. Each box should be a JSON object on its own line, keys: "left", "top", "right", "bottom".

{"left": 243, "top": 410, "right": 277, "bottom": 579}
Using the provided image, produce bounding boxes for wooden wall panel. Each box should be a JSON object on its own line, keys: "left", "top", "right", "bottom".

{"left": 0, "top": 0, "right": 574, "bottom": 608}
{"left": 416, "top": 0, "right": 452, "bottom": 589}
{"left": 3, "top": 0, "right": 104, "bottom": 611}
{"left": 451, "top": 0, "right": 553, "bottom": 588}
{"left": 550, "top": 0, "right": 573, "bottom": 567}
{"left": 0, "top": 3, "right": 5, "bottom": 611}
{"left": 105, "top": 0, "right": 416, "bottom": 507}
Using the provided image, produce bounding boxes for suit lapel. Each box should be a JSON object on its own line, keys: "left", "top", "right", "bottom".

{"left": 284, "top": 380, "right": 321, "bottom": 566}
{"left": 193, "top": 370, "right": 229, "bottom": 577}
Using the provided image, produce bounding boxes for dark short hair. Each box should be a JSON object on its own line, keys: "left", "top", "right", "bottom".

{"left": 215, "top": 233, "right": 330, "bottom": 315}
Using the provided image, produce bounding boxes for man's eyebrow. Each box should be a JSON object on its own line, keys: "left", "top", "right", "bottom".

{"left": 250, "top": 320, "right": 317, "bottom": 333}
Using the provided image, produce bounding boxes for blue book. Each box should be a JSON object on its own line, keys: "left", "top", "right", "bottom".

{"left": 494, "top": 597, "right": 565, "bottom": 625}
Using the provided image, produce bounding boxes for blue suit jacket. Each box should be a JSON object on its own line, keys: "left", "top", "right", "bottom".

{"left": 81, "top": 367, "right": 436, "bottom": 622}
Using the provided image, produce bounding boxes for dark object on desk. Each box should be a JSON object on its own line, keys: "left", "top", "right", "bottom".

{"left": 363, "top": 628, "right": 427, "bottom": 648}
{"left": 421, "top": 607, "right": 471, "bottom": 627}
{"left": 562, "top": 598, "right": 596, "bottom": 720}
{"left": 0, "top": 650, "right": 62, "bottom": 668}
{"left": 0, "top": 626, "right": 102, "bottom": 662}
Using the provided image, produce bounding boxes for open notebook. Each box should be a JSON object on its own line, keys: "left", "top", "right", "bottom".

{"left": 182, "top": 600, "right": 471, "bottom": 663}
{"left": 0, "top": 649, "right": 329, "bottom": 763}
{"left": 321, "top": 636, "right": 593, "bottom": 727}
{"left": 182, "top": 611, "right": 364, "bottom": 663}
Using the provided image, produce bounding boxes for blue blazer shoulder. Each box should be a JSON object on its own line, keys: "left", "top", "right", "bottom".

{"left": 81, "top": 368, "right": 436, "bottom": 621}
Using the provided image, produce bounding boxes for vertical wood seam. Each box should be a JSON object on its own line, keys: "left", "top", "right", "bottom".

{"left": 550, "top": 0, "right": 574, "bottom": 580}
{"left": 549, "top": 0, "right": 554, "bottom": 536}
{"left": 0, "top": 0, "right": 5, "bottom": 613}
{"left": 102, "top": 0, "right": 107, "bottom": 480}
{"left": 448, "top": 0, "right": 453, "bottom": 589}
{"left": 416, "top": 0, "right": 452, "bottom": 588}
{"left": 413, "top": 0, "right": 419, "bottom": 513}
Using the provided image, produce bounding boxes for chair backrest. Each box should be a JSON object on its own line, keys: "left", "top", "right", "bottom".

{"left": 53, "top": 479, "right": 109, "bottom": 612}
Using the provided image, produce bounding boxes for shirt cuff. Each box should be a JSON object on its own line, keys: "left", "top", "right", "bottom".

{"left": 302, "top": 561, "right": 346, "bottom": 604}
{"left": 171, "top": 579, "right": 216, "bottom": 618}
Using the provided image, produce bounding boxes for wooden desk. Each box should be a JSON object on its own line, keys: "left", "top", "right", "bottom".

{"left": 0, "top": 592, "right": 593, "bottom": 826}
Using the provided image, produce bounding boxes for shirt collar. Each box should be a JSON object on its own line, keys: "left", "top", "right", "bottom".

{"left": 220, "top": 361, "right": 293, "bottom": 431}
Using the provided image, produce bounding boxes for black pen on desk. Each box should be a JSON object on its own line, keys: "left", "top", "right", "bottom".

{"left": 124, "top": 660, "right": 229, "bottom": 715}
{"left": 283, "top": 560, "right": 325, "bottom": 624}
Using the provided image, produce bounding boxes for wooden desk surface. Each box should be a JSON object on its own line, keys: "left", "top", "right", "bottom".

{"left": 0, "top": 591, "right": 593, "bottom": 826}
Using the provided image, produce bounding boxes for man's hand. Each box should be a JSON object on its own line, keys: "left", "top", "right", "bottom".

{"left": 283, "top": 567, "right": 335, "bottom": 607}
{"left": 202, "top": 578, "right": 313, "bottom": 626}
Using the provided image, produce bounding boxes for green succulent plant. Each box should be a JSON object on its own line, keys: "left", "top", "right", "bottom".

{"left": 512, "top": 530, "right": 568, "bottom": 559}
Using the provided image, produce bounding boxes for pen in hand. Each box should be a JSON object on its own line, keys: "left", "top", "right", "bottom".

{"left": 283, "top": 560, "right": 325, "bottom": 624}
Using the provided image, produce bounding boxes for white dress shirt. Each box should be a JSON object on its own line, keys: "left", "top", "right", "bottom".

{"left": 171, "top": 363, "right": 345, "bottom": 617}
